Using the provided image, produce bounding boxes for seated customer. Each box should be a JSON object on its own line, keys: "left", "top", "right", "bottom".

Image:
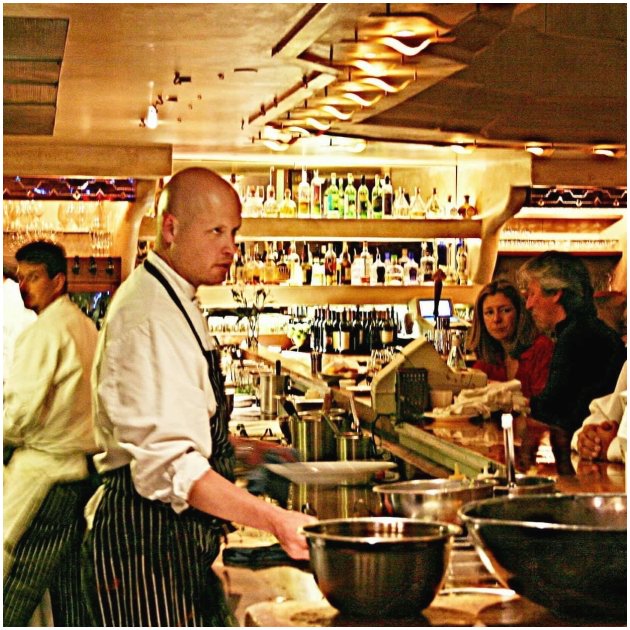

{"left": 572, "top": 361, "right": 627, "bottom": 463}
{"left": 467, "top": 279, "right": 554, "bottom": 399}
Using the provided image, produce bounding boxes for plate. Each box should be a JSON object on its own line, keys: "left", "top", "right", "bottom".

{"left": 264, "top": 461, "right": 397, "bottom": 486}
{"left": 234, "top": 395, "right": 256, "bottom": 408}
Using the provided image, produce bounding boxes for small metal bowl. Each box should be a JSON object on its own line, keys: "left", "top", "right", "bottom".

{"left": 301, "top": 517, "right": 461, "bottom": 618}
{"left": 373, "top": 478, "right": 498, "bottom": 525}
{"left": 459, "top": 493, "right": 627, "bottom": 621}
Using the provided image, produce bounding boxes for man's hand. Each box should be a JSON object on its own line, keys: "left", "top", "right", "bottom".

{"left": 577, "top": 421, "right": 619, "bottom": 461}
{"left": 232, "top": 436, "right": 299, "bottom": 467}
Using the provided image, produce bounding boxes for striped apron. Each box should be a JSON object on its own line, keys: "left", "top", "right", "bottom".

{"left": 82, "top": 261, "right": 237, "bottom": 626}
{"left": 3, "top": 474, "right": 97, "bottom": 627}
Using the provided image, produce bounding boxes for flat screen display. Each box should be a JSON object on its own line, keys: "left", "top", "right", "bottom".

{"left": 418, "top": 298, "right": 453, "bottom": 318}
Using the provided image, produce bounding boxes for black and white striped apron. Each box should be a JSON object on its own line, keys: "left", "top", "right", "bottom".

{"left": 82, "top": 261, "right": 237, "bottom": 626}
{"left": 3, "top": 475, "right": 96, "bottom": 627}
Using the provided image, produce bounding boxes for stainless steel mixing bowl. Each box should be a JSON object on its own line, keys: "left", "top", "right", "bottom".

{"left": 373, "top": 478, "right": 498, "bottom": 524}
{"left": 459, "top": 493, "right": 627, "bottom": 621}
{"left": 300, "top": 517, "right": 461, "bottom": 618}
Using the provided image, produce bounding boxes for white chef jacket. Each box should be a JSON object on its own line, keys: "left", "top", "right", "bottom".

{"left": 3, "top": 294, "right": 98, "bottom": 575}
{"left": 92, "top": 251, "right": 218, "bottom": 513}
{"left": 571, "top": 361, "right": 627, "bottom": 462}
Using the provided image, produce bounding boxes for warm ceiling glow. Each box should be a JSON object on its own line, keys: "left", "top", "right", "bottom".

{"left": 262, "top": 139, "right": 290, "bottom": 152}
{"left": 361, "top": 77, "right": 411, "bottom": 93}
{"left": 526, "top": 145, "right": 545, "bottom": 156}
{"left": 352, "top": 59, "right": 391, "bottom": 77}
{"left": 593, "top": 147, "right": 616, "bottom": 157}
{"left": 450, "top": 144, "right": 475, "bottom": 155}
{"left": 320, "top": 105, "right": 353, "bottom": 121}
{"left": 342, "top": 92, "right": 382, "bottom": 107}
{"left": 379, "top": 36, "right": 431, "bottom": 56}
{"left": 305, "top": 117, "right": 331, "bottom": 131}
{"left": 145, "top": 105, "right": 158, "bottom": 129}
{"left": 285, "top": 125, "right": 312, "bottom": 136}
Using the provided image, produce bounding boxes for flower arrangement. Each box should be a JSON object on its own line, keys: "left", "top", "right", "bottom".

{"left": 230, "top": 284, "right": 270, "bottom": 350}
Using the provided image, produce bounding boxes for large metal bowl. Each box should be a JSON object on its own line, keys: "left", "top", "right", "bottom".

{"left": 373, "top": 478, "right": 498, "bottom": 524}
{"left": 459, "top": 493, "right": 627, "bottom": 621}
{"left": 300, "top": 517, "right": 460, "bottom": 618}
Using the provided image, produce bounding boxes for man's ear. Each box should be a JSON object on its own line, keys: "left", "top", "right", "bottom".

{"left": 53, "top": 272, "right": 66, "bottom": 295}
{"left": 550, "top": 289, "right": 563, "bottom": 304}
{"left": 161, "top": 212, "right": 178, "bottom": 244}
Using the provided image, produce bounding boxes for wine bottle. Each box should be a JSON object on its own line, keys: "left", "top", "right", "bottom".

{"left": 382, "top": 175, "right": 393, "bottom": 218}
{"left": 358, "top": 174, "right": 370, "bottom": 219}
{"left": 344, "top": 173, "right": 357, "bottom": 219}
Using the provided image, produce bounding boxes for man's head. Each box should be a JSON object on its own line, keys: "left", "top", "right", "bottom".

{"left": 154, "top": 168, "right": 241, "bottom": 288}
{"left": 517, "top": 250, "right": 596, "bottom": 333}
{"left": 15, "top": 240, "right": 68, "bottom": 314}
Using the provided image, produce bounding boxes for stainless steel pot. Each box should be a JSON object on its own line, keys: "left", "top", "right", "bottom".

{"left": 259, "top": 373, "right": 288, "bottom": 418}
{"left": 373, "top": 477, "right": 498, "bottom": 525}
{"left": 290, "top": 411, "right": 336, "bottom": 461}
{"left": 335, "top": 432, "right": 373, "bottom": 461}
{"left": 300, "top": 517, "right": 461, "bottom": 618}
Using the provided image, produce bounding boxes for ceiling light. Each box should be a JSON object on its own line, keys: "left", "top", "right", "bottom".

{"left": 320, "top": 105, "right": 353, "bottom": 121}
{"left": 144, "top": 105, "right": 158, "bottom": 129}
{"left": 285, "top": 125, "right": 312, "bottom": 136}
{"left": 526, "top": 145, "right": 545, "bottom": 156}
{"left": 352, "top": 59, "right": 390, "bottom": 77}
{"left": 379, "top": 36, "right": 431, "bottom": 56}
{"left": 305, "top": 117, "right": 331, "bottom": 131}
{"left": 361, "top": 77, "right": 411, "bottom": 93}
{"left": 450, "top": 144, "right": 475, "bottom": 155}
{"left": 342, "top": 92, "right": 382, "bottom": 107}
{"left": 593, "top": 147, "right": 616, "bottom": 157}
{"left": 394, "top": 30, "right": 415, "bottom": 37}
{"left": 262, "top": 125, "right": 292, "bottom": 143}
{"left": 525, "top": 144, "right": 555, "bottom": 157}
{"left": 262, "top": 139, "right": 290, "bottom": 152}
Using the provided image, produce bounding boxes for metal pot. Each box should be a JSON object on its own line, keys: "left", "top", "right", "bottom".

{"left": 335, "top": 432, "right": 374, "bottom": 461}
{"left": 373, "top": 477, "right": 498, "bottom": 525}
{"left": 290, "top": 411, "right": 336, "bottom": 461}
{"left": 259, "top": 373, "right": 288, "bottom": 418}
{"left": 300, "top": 517, "right": 461, "bottom": 618}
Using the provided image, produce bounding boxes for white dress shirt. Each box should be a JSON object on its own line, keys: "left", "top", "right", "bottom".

{"left": 92, "top": 251, "right": 217, "bottom": 513}
{"left": 571, "top": 361, "right": 627, "bottom": 462}
{"left": 4, "top": 294, "right": 98, "bottom": 575}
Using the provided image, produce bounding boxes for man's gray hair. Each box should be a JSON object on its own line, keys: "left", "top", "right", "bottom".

{"left": 517, "top": 250, "right": 596, "bottom": 316}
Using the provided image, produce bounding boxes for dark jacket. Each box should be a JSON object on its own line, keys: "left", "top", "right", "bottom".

{"left": 530, "top": 311, "right": 626, "bottom": 433}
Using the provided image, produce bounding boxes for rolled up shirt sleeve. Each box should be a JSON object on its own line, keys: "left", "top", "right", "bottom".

{"left": 94, "top": 311, "right": 217, "bottom": 512}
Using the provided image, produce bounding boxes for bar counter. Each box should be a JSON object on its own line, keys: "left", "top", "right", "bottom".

{"left": 219, "top": 348, "right": 627, "bottom": 626}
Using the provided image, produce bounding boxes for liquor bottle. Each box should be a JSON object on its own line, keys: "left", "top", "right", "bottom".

{"left": 403, "top": 252, "right": 419, "bottom": 285}
{"left": 276, "top": 250, "right": 290, "bottom": 284}
{"left": 380, "top": 309, "right": 396, "bottom": 347}
{"left": 456, "top": 240, "right": 469, "bottom": 285}
{"left": 420, "top": 242, "right": 435, "bottom": 283}
{"left": 382, "top": 252, "right": 392, "bottom": 284}
{"left": 339, "top": 308, "right": 353, "bottom": 354}
{"left": 324, "top": 307, "right": 335, "bottom": 353}
{"left": 310, "top": 170, "right": 323, "bottom": 218}
{"left": 331, "top": 311, "right": 341, "bottom": 353}
{"left": 297, "top": 168, "right": 310, "bottom": 218}
{"left": 324, "top": 173, "right": 340, "bottom": 219}
{"left": 354, "top": 307, "right": 366, "bottom": 354}
{"left": 301, "top": 243, "right": 313, "bottom": 285}
{"left": 371, "top": 248, "right": 386, "bottom": 285}
{"left": 458, "top": 194, "right": 477, "bottom": 219}
{"left": 371, "top": 175, "right": 383, "bottom": 219}
{"left": 311, "top": 251, "right": 325, "bottom": 286}
{"left": 344, "top": 173, "right": 357, "bottom": 219}
{"left": 262, "top": 242, "right": 278, "bottom": 284}
{"left": 309, "top": 307, "right": 321, "bottom": 352}
{"left": 242, "top": 185, "right": 255, "bottom": 218}
{"left": 252, "top": 185, "right": 264, "bottom": 217}
{"left": 359, "top": 241, "right": 372, "bottom": 285}
{"left": 382, "top": 175, "right": 393, "bottom": 218}
{"left": 399, "top": 247, "right": 409, "bottom": 267}
{"left": 339, "top": 241, "right": 352, "bottom": 285}
{"left": 324, "top": 243, "right": 337, "bottom": 286}
{"left": 350, "top": 247, "right": 364, "bottom": 286}
{"left": 436, "top": 239, "right": 448, "bottom": 268}
{"left": 426, "top": 188, "right": 441, "bottom": 217}
{"left": 446, "top": 194, "right": 459, "bottom": 218}
{"left": 409, "top": 187, "right": 426, "bottom": 219}
{"left": 368, "top": 309, "right": 383, "bottom": 351}
{"left": 358, "top": 175, "right": 370, "bottom": 219}
{"left": 393, "top": 187, "right": 410, "bottom": 218}
{"left": 263, "top": 182, "right": 278, "bottom": 218}
{"left": 287, "top": 241, "right": 303, "bottom": 285}
{"left": 279, "top": 188, "right": 296, "bottom": 217}
{"left": 386, "top": 254, "right": 403, "bottom": 286}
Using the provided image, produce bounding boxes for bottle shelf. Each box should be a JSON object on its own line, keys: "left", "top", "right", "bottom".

{"left": 139, "top": 216, "right": 482, "bottom": 242}
{"left": 197, "top": 284, "right": 482, "bottom": 308}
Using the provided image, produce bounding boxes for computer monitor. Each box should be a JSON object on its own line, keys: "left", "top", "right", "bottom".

{"left": 418, "top": 298, "right": 453, "bottom": 319}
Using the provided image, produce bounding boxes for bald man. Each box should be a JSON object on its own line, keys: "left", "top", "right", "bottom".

{"left": 83, "top": 168, "right": 315, "bottom": 626}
